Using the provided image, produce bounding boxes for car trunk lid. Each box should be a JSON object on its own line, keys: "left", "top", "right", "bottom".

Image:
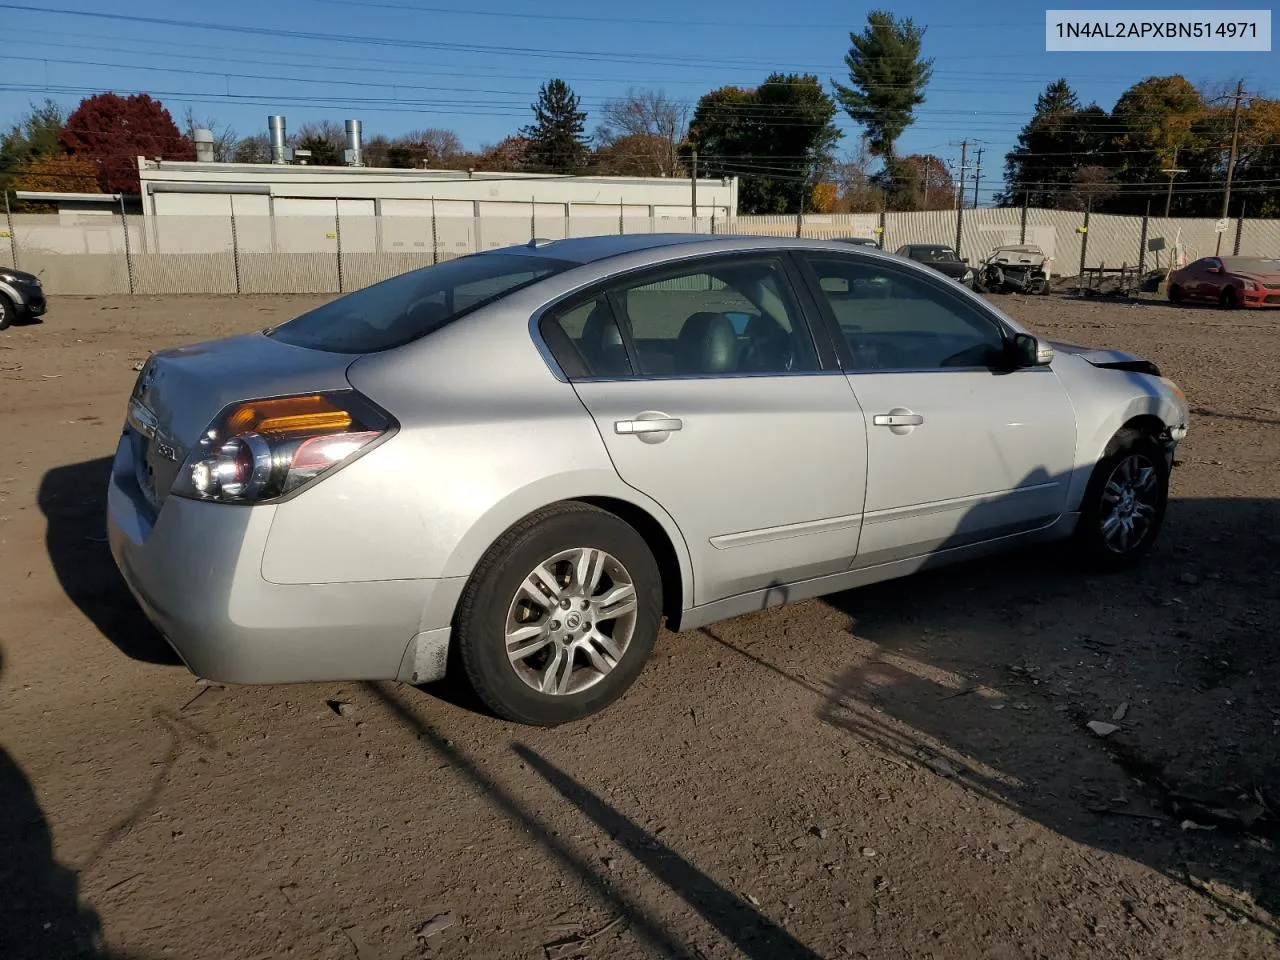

{"left": 127, "top": 332, "right": 357, "bottom": 512}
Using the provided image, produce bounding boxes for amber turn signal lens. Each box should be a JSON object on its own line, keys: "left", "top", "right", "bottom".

{"left": 225, "top": 395, "right": 353, "bottom": 437}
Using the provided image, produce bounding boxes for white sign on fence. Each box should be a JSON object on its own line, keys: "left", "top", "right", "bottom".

{"left": 1214, "top": 218, "right": 1230, "bottom": 233}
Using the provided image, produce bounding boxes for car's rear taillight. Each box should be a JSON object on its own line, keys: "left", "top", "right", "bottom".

{"left": 171, "top": 391, "right": 395, "bottom": 505}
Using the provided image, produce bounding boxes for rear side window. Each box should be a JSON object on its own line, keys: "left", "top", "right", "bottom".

{"left": 543, "top": 296, "right": 632, "bottom": 378}
{"left": 268, "top": 253, "right": 571, "bottom": 354}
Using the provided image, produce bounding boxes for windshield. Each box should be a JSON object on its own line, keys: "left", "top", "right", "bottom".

{"left": 267, "top": 253, "right": 571, "bottom": 353}
{"left": 1223, "top": 257, "right": 1280, "bottom": 275}
{"left": 912, "top": 247, "right": 959, "bottom": 263}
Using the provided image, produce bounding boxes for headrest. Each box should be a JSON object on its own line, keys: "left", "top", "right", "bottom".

{"left": 675, "top": 312, "right": 737, "bottom": 374}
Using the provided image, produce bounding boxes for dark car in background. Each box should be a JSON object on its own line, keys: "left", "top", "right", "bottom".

{"left": 0, "top": 268, "right": 47, "bottom": 330}
{"left": 895, "top": 244, "right": 974, "bottom": 288}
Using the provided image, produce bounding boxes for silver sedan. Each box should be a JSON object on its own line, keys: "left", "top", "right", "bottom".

{"left": 108, "top": 235, "right": 1189, "bottom": 725}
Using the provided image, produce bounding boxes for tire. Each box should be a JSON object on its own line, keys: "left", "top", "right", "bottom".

{"left": 1167, "top": 283, "right": 1183, "bottom": 304}
{"left": 0, "top": 293, "right": 12, "bottom": 331}
{"left": 1220, "top": 287, "right": 1239, "bottom": 310}
{"left": 453, "top": 502, "right": 663, "bottom": 726}
{"left": 1073, "top": 429, "right": 1170, "bottom": 571}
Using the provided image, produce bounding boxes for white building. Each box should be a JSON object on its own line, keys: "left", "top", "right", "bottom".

{"left": 138, "top": 159, "right": 737, "bottom": 222}
{"left": 137, "top": 158, "right": 737, "bottom": 259}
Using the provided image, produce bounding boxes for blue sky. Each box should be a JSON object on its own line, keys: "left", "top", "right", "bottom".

{"left": 2, "top": 1, "right": 1274, "bottom": 202}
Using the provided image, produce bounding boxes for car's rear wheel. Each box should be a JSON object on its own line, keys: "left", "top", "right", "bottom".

{"left": 0, "top": 293, "right": 12, "bottom": 331}
{"left": 1073, "top": 429, "right": 1170, "bottom": 571}
{"left": 1167, "top": 283, "right": 1184, "bottom": 304}
{"left": 453, "top": 502, "right": 662, "bottom": 726}
{"left": 1220, "top": 287, "right": 1239, "bottom": 309}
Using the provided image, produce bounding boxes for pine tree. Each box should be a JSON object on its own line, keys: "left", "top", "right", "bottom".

{"left": 1000, "top": 80, "right": 1106, "bottom": 207}
{"left": 522, "top": 79, "right": 589, "bottom": 173}
{"left": 832, "top": 11, "right": 934, "bottom": 209}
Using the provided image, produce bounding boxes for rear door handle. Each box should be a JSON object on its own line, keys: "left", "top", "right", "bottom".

{"left": 615, "top": 417, "right": 683, "bottom": 435}
{"left": 873, "top": 413, "right": 924, "bottom": 427}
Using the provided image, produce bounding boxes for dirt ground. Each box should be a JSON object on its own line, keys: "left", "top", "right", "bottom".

{"left": 1, "top": 292, "right": 1277, "bottom": 960}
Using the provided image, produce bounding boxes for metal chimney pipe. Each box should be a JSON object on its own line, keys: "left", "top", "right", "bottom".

{"left": 344, "top": 119, "right": 363, "bottom": 167}
{"left": 268, "top": 115, "right": 287, "bottom": 164}
{"left": 193, "top": 128, "right": 215, "bottom": 163}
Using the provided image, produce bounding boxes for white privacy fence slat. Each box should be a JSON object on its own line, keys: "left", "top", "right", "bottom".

{"left": 4, "top": 208, "right": 1276, "bottom": 296}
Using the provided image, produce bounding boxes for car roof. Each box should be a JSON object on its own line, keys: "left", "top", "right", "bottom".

{"left": 486, "top": 232, "right": 900, "bottom": 266}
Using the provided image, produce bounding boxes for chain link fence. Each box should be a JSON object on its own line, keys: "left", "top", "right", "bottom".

{"left": 2, "top": 207, "right": 1276, "bottom": 296}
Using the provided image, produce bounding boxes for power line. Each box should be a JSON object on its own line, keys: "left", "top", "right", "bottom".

{"left": 0, "top": 3, "right": 1166, "bottom": 69}
{"left": 301, "top": 0, "right": 1015, "bottom": 32}
{"left": 13, "top": 29, "right": 1167, "bottom": 89}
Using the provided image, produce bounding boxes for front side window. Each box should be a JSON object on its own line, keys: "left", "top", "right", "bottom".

{"left": 612, "top": 257, "right": 819, "bottom": 376}
{"left": 268, "top": 253, "right": 570, "bottom": 354}
{"left": 803, "top": 255, "right": 1008, "bottom": 371}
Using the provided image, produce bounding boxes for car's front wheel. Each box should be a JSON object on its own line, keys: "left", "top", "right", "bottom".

{"left": 1167, "top": 283, "right": 1184, "bottom": 304}
{"left": 0, "top": 293, "right": 13, "bottom": 331}
{"left": 1220, "top": 287, "right": 1239, "bottom": 309}
{"left": 1074, "top": 429, "right": 1170, "bottom": 570}
{"left": 453, "top": 502, "right": 663, "bottom": 725}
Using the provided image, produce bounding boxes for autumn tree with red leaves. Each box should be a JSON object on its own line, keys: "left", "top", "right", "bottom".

{"left": 59, "top": 93, "right": 194, "bottom": 193}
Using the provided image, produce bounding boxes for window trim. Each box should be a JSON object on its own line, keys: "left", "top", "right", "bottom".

{"left": 793, "top": 250, "right": 1023, "bottom": 376}
{"left": 532, "top": 250, "right": 842, "bottom": 382}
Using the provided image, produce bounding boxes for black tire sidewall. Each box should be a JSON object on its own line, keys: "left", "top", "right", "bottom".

{"left": 456, "top": 506, "right": 663, "bottom": 726}
{"left": 0, "top": 294, "right": 11, "bottom": 331}
{"left": 1075, "top": 432, "right": 1170, "bottom": 569}
{"left": 1168, "top": 284, "right": 1183, "bottom": 304}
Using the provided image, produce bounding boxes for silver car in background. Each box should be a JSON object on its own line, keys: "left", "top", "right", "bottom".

{"left": 108, "top": 235, "right": 1189, "bottom": 725}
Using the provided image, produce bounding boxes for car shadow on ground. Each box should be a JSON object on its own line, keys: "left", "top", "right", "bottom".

{"left": 703, "top": 492, "right": 1279, "bottom": 930}
{"left": 37, "top": 457, "right": 179, "bottom": 667}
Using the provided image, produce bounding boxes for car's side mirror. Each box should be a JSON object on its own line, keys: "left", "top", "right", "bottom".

{"left": 1011, "top": 333, "right": 1054, "bottom": 368}
{"left": 1206, "top": 266, "right": 1220, "bottom": 274}
{"left": 961, "top": 257, "right": 969, "bottom": 264}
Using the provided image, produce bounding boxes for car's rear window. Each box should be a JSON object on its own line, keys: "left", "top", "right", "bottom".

{"left": 266, "top": 253, "right": 571, "bottom": 353}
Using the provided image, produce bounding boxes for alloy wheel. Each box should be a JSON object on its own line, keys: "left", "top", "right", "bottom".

{"left": 504, "top": 547, "right": 639, "bottom": 696}
{"left": 1099, "top": 454, "right": 1160, "bottom": 554}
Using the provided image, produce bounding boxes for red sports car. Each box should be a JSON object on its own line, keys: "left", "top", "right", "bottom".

{"left": 1167, "top": 255, "right": 1280, "bottom": 308}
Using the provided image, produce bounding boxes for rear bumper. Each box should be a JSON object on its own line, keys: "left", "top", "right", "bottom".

{"left": 106, "top": 434, "right": 461, "bottom": 685}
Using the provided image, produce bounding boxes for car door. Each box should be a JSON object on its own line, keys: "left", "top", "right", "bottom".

{"left": 1200, "top": 257, "right": 1226, "bottom": 299}
{"left": 1186, "top": 258, "right": 1217, "bottom": 300}
{"left": 537, "top": 253, "right": 868, "bottom": 606}
{"left": 795, "top": 251, "right": 1078, "bottom": 568}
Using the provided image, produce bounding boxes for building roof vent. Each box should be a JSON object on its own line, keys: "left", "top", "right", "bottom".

{"left": 193, "top": 128, "right": 215, "bottom": 162}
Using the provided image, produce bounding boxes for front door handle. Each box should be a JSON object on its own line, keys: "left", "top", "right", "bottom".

{"left": 873, "top": 413, "right": 924, "bottom": 427}
{"left": 615, "top": 417, "right": 683, "bottom": 435}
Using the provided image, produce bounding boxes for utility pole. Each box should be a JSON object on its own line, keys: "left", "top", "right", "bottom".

{"left": 953, "top": 139, "right": 971, "bottom": 254}
{"left": 1216, "top": 80, "right": 1245, "bottom": 255}
{"left": 972, "top": 146, "right": 984, "bottom": 208}
{"left": 1161, "top": 147, "right": 1187, "bottom": 217}
{"left": 690, "top": 149, "right": 698, "bottom": 222}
